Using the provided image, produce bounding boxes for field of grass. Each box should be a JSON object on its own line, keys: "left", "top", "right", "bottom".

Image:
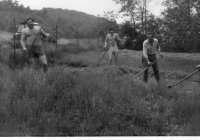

{"left": 0, "top": 31, "right": 12, "bottom": 42}
{"left": 58, "top": 38, "right": 104, "bottom": 49}
{"left": 0, "top": 36, "right": 200, "bottom": 136}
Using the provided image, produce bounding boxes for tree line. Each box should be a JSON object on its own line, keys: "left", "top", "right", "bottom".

{"left": 113, "top": 0, "right": 200, "bottom": 52}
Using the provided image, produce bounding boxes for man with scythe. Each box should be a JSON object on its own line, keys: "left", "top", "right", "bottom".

{"left": 21, "top": 18, "right": 50, "bottom": 72}
{"left": 104, "top": 27, "right": 122, "bottom": 65}
{"left": 142, "top": 31, "right": 163, "bottom": 86}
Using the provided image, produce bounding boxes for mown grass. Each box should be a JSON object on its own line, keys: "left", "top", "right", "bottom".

{"left": 0, "top": 31, "right": 12, "bottom": 42}
{"left": 58, "top": 38, "right": 104, "bottom": 49}
{"left": 0, "top": 42, "right": 90, "bottom": 69}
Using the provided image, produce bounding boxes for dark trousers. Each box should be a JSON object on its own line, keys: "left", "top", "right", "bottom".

{"left": 142, "top": 54, "right": 160, "bottom": 83}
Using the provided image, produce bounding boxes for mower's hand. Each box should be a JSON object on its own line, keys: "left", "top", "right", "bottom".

{"left": 159, "top": 54, "right": 164, "bottom": 58}
{"left": 147, "top": 61, "right": 152, "bottom": 66}
{"left": 196, "top": 65, "right": 200, "bottom": 71}
{"left": 104, "top": 46, "right": 109, "bottom": 51}
{"left": 22, "top": 47, "right": 27, "bottom": 52}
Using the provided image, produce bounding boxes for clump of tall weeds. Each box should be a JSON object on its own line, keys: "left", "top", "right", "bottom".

{"left": 0, "top": 63, "right": 199, "bottom": 136}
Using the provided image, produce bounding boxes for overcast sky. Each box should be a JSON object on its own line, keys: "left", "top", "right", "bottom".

{"left": 15, "top": 0, "right": 164, "bottom": 22}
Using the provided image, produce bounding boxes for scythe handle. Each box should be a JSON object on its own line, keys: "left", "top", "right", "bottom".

{"left": 135, "top": 56, "right": 163, "bottom": 77}
{"left": 96, "top": 50, "right": 107, "bottom": 67}
{"left": 168, "top": 70, "right": 200, "bottom": 89}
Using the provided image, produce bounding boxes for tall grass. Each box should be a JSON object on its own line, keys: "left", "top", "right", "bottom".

{"left": 0, "top": 40, "right": 200, "bottom": 136}
{"left": 0, "top": 63, "right": 199, "bottom": 136}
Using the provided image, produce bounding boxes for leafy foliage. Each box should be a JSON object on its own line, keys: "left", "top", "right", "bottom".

{"left": 113, "top": 0, "right": 152, "bottom": 33}
{"left": 159, "top": 0, "right": 200, "bottom": 52}
{"left": 113, "top": 0, "right": 200, "bottom": 52}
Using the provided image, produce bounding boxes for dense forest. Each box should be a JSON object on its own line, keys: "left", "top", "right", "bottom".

{"left": 0, "top": 0, "right": 115, "bottom": 38}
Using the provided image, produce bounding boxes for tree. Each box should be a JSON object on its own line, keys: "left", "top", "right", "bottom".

{"left": 95, "top": 11, "right": 119, "bottom": 38}
{"left": 120, "top": 21, "right": 138, "bottom": 49}
{"left": 113, "top": 0, "right": 138, "bottom": 26}
{"left": 161, "top": 0, "right": 200, "bottom": 52}
{"left": 113, "top": 0, "right": 152, "bottom": 33}
{"left": 136, "top": 0, "right": 152, "bottom": 34}
{"left": 120, "top": 21, "right": 137, "bottom": 39}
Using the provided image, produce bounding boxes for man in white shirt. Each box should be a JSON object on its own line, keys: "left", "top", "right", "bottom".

{"left": 142, "top": 32, "right": 163, "bottom": 84}
{"left": 21, "top": 18, "right": 50, "bottom": 72}
{"left": 104, "top": 28, "right": 121, "bottom": 65}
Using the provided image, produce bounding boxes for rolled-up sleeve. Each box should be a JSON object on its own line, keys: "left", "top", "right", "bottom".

{"left": 21, "top": 30, "right": 26, "bottom": 49}
{"left": 157, "top": 41, "right": 161, "bottom": 53}
{"left": 40, "top": 28, "right": 49, "bottom": 38}
{"left": 104, "top": 34, "right": 108, "bottom": 47}
{"left": 143, "top": 41, "right": 148, "bottom": 59}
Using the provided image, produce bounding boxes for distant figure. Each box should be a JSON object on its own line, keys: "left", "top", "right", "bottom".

{"left": 104, "top": 28, "right": 121, "bottom": 65}
{"left": 123, "top": 35, "right": 132, "bottom": 49}
{"left": 142, "top": 32, "right": 163, "bottom": 86}
{"left": 21, "top": 18, "right": 50, "bottom": 72}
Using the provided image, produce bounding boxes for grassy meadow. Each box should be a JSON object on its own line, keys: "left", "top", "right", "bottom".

{"left": 0, "top": 31, "right": 12, "bottom": 42}
{"left": 0, "top": 37, "right": 200, "bottom": 136}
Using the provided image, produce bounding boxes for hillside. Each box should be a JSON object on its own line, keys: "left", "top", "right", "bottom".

{"left": 0, "top": 0, "right": 102, "bottom": 38}
{"left": 45, "top": 8, "right": 99, "bottom": 38}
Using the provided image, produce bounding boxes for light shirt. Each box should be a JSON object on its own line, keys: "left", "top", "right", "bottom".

{"left": 105, "top": 33, "right": 121, "bottom": 48}
{"left": 21, "top": 26, "right": 48, "bottom": 47}
{"left": 143, "top": 38, "right": 160, "bottom": 59}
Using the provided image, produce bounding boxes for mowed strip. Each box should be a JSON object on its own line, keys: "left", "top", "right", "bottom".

{"left": 0, "top": 30, "right": 12, "bottom": 42}
{"left": 119, "top": 49, "right": 200, "bottom": 73}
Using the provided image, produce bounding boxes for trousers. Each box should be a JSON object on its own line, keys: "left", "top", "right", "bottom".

{"left": 142, "top": 54, "right": 160, "bottom": 83}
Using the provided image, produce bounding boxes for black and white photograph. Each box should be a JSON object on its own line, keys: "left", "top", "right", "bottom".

{"left": 0, "top": 0, "right": 200, "bottom": 137}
